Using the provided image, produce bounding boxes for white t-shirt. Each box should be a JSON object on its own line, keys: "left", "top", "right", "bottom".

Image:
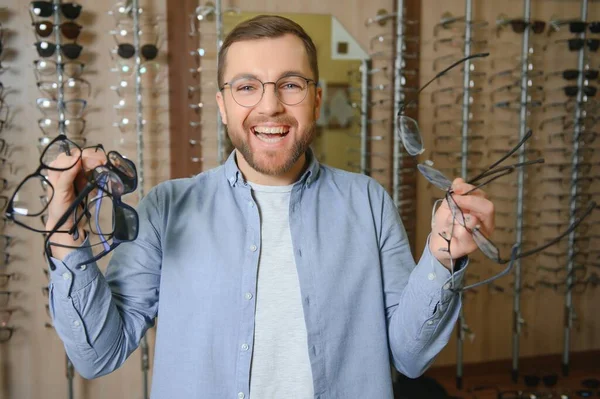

{"left": 248, "top": 182, "right": 314, "bottom": 399}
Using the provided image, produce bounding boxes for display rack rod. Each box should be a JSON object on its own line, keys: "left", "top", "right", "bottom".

{"left": 392, "top": 0, "right": 405, "bottom": 207}
{"left": 456, "top": 0, "right": 473, "bottom": 390}
{"left": 360, "top": 59, "right": 370, "bottom": 174}
{"left": 131, "top": 0, "right": 150, "bottom": 396}
{"left": 563, "top": 0, "right": 588, "bottom": 377}
{"left": 215, "top": 0, "right": 225, "bottom": 164}
{"left": 53, "top": 0, "right": 66, "bottom": 136}
{"left": 511, "top": 0, "right": 532, "bottom": 384}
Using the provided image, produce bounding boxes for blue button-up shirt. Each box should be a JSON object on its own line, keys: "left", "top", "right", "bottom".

{"left": 49, "top": 149, "right": 465, "bottom": 399}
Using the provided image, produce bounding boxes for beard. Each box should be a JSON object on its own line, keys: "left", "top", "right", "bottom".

{"left": 227, "top": 117, "right": 317, "bottom": 177}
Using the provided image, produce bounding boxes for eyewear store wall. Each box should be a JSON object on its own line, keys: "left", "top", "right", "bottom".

{"left": 0, "top": 0, "right": 599, "bottom": 397}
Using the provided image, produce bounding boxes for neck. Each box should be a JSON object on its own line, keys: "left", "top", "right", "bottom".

{"left": 235, "top": 151, "right": 308, "bottom": 186}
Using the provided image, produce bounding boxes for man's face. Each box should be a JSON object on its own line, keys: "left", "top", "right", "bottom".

{"left": 216, "top": 34, "right": 322, "bottom": 179}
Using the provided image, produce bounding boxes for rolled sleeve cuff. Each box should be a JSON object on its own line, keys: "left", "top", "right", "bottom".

{"left": 48, "top": 239, "right": 101, "bottom": 297}
{"left": 416, "top": 234, "right": 469, "bottom": 295}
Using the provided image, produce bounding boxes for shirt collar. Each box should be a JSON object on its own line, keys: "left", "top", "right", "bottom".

{"left": 224, "top": 147, "right": 320, "bottom": 188}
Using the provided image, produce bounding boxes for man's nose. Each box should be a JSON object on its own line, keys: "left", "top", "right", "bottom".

{"left": 255, "top": 82, "right": 284, "bottom": 115}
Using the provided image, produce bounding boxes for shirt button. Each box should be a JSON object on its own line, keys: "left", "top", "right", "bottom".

{"left": 62, "top": 272, "right": 71, "bottom": 281}
{"left": 241, "top": 343, "right": 249, "bottom": 351}
{"left": 245, "top": 292, "right": 253, "bottom": 300}
{"left": 238, "top": 393, "right": 245, "bottom": 399}
{"left": 427, "top": 320, "right": 434, "bottom": 326}
{"left": 79, "top": 265, "right": 87, "bottom": 271}
{"left": 443, "top": 283, "right": 450, "bottom": 290}
{"left": 73, "top": 320, "right": 80, "bottom": 327}
{"left": 428, "top": 273, "right": 436, "bottom": 281}
{"left": 249, "top": 244, "right": 257, "bottom": 252}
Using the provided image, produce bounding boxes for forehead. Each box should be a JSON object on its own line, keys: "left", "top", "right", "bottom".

{"left": 223, "top": 34, "right": 312, "bottom": 80}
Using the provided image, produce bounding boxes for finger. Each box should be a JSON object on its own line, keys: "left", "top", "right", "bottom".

{"left": 451, "top": 178, "right": 488, "bottom": 199}
{"left": 452, "top": 194, "right": 495, "bottom": 232}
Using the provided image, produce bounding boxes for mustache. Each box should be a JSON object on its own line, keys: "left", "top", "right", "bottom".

{"left": 243, "top": 116, "right": 298, "bottom": 129}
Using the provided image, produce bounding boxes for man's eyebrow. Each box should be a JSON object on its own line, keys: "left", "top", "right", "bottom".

{"left": 226, "top": 70, "right": 313, "bottom": 82}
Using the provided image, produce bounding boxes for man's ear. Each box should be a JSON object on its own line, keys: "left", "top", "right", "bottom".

{"left": 216, "top": 90, "right": 228, "bottom": 125}
{"left": 313, "top": 86, "right": 323, "bottom": 120}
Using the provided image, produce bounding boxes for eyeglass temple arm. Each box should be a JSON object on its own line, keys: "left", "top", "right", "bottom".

{"left": 458, "top": 244, "right": 519, "bottom": 292}
{"left": 513, "top": 201, "right": 597, "bottom": 261}
{"left": 398, "top": 52, "right": 489, "bottom": 114}
{"left": 468, "top": 129, "right": 533, "bottom": 183}
{"left": 466, "top": 158, "right": 545, "bottom": 192}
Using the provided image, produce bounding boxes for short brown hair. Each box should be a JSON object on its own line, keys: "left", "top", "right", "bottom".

{"left": 217, "top": 15, "right": 319, "bottom": 88}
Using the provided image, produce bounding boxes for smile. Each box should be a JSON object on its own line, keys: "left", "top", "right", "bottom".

{"left": 252, "top": 125, "right": 290, "bottom": 143}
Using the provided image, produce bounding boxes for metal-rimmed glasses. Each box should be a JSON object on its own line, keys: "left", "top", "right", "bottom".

{"left": 4, "top": 134, "right": 96, "bottom": 233}
{"left": 220, "top": 74, "right": 318, "bottom": 108}
{"left": 397, "top": 52, "right": 490, "bottom": 155}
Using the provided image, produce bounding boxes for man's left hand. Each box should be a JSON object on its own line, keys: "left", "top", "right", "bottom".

{"left": 429, "top": 178, "right": 495, "bottom": 270}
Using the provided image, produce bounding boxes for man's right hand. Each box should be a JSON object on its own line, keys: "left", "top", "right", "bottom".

{"left": 44, "top": 147, "right": 107, "bottom": 261}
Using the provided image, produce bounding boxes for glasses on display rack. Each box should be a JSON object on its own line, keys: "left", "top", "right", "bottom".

{"left": 30, "top": 1, "right": 82, "bottom": 20}
{"left": 36, "top": 98, "right": 87, "bottom": 118}
{"left": 38, "top": 117, "right": 85, "bottom": 136}
{"left": 496, "top": 17, "right": 546, "bottom": 35}
{"left": 546, "top": 68, "right": 599, "bottom": 82}
{"left": 34, "top": 41, "right": 82, "bottom": 60}
{"left": 32, "top": 21, "right": 82, "bottom": 40}
{"left": 36, "top": 77, "right": 91, "bottom": 100}
{"left": 33, "top": 59, "right": 85, "bottom": 79}
{"left": 549, "top": 19, "right": 600, "bottom": 35}
{"left": 552, "top": 38, "right": 600, "bottom": 52}
{"left": 433, "top": 14, "right": 488, "bottom": 36}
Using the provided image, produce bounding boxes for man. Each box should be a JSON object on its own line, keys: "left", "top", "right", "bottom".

{"left": 46, "top": 15, "right": 494, "bottom": 399}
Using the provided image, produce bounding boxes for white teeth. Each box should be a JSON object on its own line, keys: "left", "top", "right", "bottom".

{"left": 253, "top": 126, "right": 288, "bottom": 134}
{"left": 255, "top": 134, "right": 286, "bottom": 143}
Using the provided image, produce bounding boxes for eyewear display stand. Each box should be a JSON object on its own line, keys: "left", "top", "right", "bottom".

{"left": 562, "top": 0, "right": 589, "bottom": 378}
{"left": 360, "top": 59, "right": 370, "bottom": 175}
{"left": 131, "top": 0, "right": 150, "bottom": 397}
{"left": 51, "top": 0, "right": 75, "bottom": 397}
{"left": 455, "top": 0, "right": 474, "bottom": 390}
{"left": 392, "top": 0, "right": 406, "bottom": 208}
{"left": 510, "top": 0, "right": 533, "bottom": 384}
{"left": 215, "top": 0, "right": 225, "bottom": 164}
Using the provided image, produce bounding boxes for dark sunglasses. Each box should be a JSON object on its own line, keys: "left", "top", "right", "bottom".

{"left": 115, "top": 43, "right": 159, "bottom": 60}
{"left": 561, "top": 38, "right": 600, "bottom": 52}
{"left": 35, "top": 41, "right": 82, "bottom": 59}
{"left": 30, "top": 1, "right": 82, "bottom": 20}
{"left": 561, "top": 85, "right": 597, "bottom": 97}
{"left": 556, "top": 69, "right": 599, "bottom": 81}
{"left": 32, "top": 21, "right": 82, "bottom": 40}
{"left": 563, "top": 20, "right": 600, "bottom": 34}
{"left": 502, "top": 19, "right": 546, "bottom": 34}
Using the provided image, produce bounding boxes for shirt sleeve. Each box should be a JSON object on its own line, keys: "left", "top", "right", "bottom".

{"left": 380, "top": 192, "right": 468, "bottom": 379}
{"left": 48, "top": 187, "right": 163, "bottom": 379}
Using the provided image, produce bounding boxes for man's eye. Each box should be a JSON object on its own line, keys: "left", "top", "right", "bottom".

{"left": 237, "top": 85, "right": 256, "bottom": 92}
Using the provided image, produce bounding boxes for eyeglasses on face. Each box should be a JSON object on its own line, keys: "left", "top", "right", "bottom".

{"left": 220, "top": 74, "right": 317, "bottom": 108}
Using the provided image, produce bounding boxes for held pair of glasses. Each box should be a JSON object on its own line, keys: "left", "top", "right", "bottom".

{"left": 394, "top": 52, "right": 597, "bottom": 290}
{"left": 3, "top": 134, "right": 139, "bottom": 270}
